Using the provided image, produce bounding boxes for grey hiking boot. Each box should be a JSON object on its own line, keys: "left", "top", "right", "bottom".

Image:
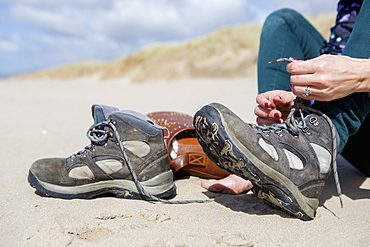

{"left": 194, "top": 98, "right": 341, "bottom": 220}
{"left": 28, "top": 104, "right": 176, "bottom": 200}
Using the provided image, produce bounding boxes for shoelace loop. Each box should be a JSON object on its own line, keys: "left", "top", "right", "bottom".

{"left": 87, "top": 121, "right": 114, "bottom": 144}
{"left": 68, "top": 122, "right": 112, "bottom": 159}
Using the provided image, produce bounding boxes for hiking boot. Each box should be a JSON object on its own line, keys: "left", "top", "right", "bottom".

{"left": 28, "top": 104, "right": 176, "bottom": 200}
{"left": 194, "top": 98, "right": 339, "bottom": 220}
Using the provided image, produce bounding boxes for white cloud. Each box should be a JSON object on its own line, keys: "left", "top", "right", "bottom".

{"left": 0, "top": 0, "right": 338, "bottom": 76}
{"left": 10, "top": 4, "right": 87, "bottom": 36}
{"left": 90, "top": 0, "right": 252, "bottom": 43}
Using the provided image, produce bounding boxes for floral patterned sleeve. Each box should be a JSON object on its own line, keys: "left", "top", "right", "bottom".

{"left": 320, "top": 0, "right": 363, "bottom": 55}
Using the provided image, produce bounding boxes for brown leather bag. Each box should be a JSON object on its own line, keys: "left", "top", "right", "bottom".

{"left": 147, "top": 112, "right": 229, "bottom": 179}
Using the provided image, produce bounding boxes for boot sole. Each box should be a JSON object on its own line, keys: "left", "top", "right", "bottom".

{"left": 194, "top": 104, "right": 317, "bottom": 221}
{"left": 28, "top": 170, "right": 176, "bottom": 200}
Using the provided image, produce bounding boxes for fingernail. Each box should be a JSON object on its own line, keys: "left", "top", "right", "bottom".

{"left": 275, "top": 95, "right": 282, "bottom": 100}
{"left": 264, "top": 102, "right": 270, "bottom": 107}
{"left": 289, "top": 57, "right": 300, "bottom": 61}
{"left": 274, "top": 113, "right": 280, "bottom": 118}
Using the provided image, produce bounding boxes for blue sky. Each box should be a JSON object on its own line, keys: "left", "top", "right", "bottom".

{"left": 0, "top": 0, "right": 338, "bottom": 77}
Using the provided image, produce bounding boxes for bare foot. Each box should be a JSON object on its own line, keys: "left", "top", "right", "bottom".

{"left": 201, "top": 174, "right": 253, "bottom": 194}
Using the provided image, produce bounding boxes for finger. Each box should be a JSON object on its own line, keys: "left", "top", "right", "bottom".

{"left": 292, "top": 85, "right": 332, "bottom": 101}
{"left": 254, "top": 105, "right": 282, "bottom": 119}
{"left": 291, "top": 84, "right": 315, "bottom": 99}
{"left": 290, "top": 74, "right": 318, "bottom": 86}
{"left": 287, "top": 60, "right": 316, "bottom": 74}
{"left": 254, "top": 105, "right": 271, "bottom": 119}
{"left": 256, "top": 116, "right": 284, "bottom": 125}
{"left": 256, "top": 93, "right": 276, "bottom": 109}
{"left": 256, "top": 117, "right": 276, "bottom": 126}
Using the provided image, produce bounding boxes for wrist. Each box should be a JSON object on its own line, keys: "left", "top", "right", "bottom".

{"left": 355, "top": 58, "right": 370, "bottom": 93}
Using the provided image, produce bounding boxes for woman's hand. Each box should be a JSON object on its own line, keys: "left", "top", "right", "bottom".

{"left": 254, "top": 90, "right": 295, "bottom": 125}
{"left": 287, "top": 54, "right": 370, "bottom": 101}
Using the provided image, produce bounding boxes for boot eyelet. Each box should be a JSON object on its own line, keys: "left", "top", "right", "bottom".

{"left": 262, "top": 130, "right": 271, "bottom": 137}
{"left": 275, "top": 130, "right": 283, "bottom": 137}
{"left": 309, "top": 117, "right": 319, "bottom": 126}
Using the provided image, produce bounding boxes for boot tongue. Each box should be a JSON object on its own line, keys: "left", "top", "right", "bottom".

{"left": 92, "top": 104, "right": 119, "bottom": 124}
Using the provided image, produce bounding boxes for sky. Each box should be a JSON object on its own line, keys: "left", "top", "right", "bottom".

{"left": 0, "top": 0, "right": 339, "bottom": 77}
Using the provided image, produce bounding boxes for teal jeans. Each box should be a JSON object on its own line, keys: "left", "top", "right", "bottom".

{"left": 257, "top": 5, "right": 370, "bottom": 175}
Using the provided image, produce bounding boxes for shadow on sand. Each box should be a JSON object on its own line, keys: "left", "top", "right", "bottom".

{"left": 204, "top": 154, "right": 370, "bottom": 219}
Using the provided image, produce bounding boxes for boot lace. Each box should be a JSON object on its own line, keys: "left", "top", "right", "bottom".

{"left": 68, "top": 122, "right": 112, "bottom": 160}
{"left": 81, "top": 120, "right": 212, "bottom": 204}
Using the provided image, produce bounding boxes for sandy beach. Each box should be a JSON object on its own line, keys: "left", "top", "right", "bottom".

{"left": 1, "top": 76, "right": 369, "bottom": 246}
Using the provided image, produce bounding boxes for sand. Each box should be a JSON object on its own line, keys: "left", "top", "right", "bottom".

{"left": 0, "top": 76, "right": 369, "bottom": 246}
